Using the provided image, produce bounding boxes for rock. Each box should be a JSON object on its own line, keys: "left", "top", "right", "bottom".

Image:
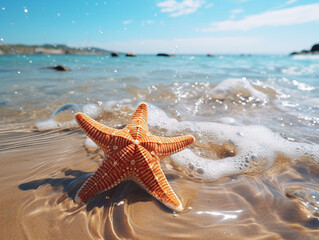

{"left": 290, "top": 50, "right": 309, "bottom": 55}
{"left": 207, "top": 53, "right": 214, "bottom": 57}
{"left": 126, "top": 53, "right": 136, "bottom": 57}
{"left": 290, "top": 43, "right": 319, "bottom": 55}
{"left": 111, "top": 52, "right": 119, "bottom": 57}
{"left": 48, "top": 65, "right": 69, "bottom": 71}
{"left": 156, "top": 53, "right": 175, "bottom": 57}
{"left": 310, "top": 44, "right": 319, "bottom": 52}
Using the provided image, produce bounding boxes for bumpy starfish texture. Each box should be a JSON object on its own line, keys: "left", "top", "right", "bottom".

{"left": 74, "top": 102, "right": 195, "bottom": 211}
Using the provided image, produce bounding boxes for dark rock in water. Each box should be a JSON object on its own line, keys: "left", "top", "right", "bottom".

{"left": 47, "top": 65, "right": 69, "bottom": 71}
{"left": 207, "top": 53, "right": 214, "bottom": 57}
{"left": 290, "top": 43, "right": 319, "bottom": 55}
{"left": 310, "top": 44, "right": 319, "bottom": 52}
{"left": 290, "top": 50, "right": 309, "bottom": 55}
{"left": 111, "top": 52, "right": 119, "bottom": 57}
{"left": 157, "top": 53, "right": 175, "bottom": 57}
{"left": 126, "top": 53, "right": 137, "bottom": 57}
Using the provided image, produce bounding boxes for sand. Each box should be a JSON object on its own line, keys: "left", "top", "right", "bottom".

{"left": 1, "top": 125, "right": 319, "bottom": 240}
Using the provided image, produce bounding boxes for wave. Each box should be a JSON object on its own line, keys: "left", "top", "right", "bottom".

{"left": 35, "top": 98, "right": 319, "bottom": 182}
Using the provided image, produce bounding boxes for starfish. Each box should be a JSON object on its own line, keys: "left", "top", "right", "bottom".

{"left": 74, "top": 102, "right": 195, "bottom": 211}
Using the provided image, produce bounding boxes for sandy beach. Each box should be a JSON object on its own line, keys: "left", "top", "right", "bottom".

{"left": 1, "top": 53, "right": 319, "bottom": 239}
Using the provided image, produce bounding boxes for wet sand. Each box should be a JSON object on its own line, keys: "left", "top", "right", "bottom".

{"left": 1, "top": 126, "right": 319, "bottom": 240}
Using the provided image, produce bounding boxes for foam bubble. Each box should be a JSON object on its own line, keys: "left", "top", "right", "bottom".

{"left": 209, "top": 78, "right": 268, "bottom": 103}
{"left": 35, "top": 103, "right": 100, "bottom": 130}
{"left": 35, "top": 99, "right": 133, "bottom": 130}
{"left": 52, "top": 103, "right": 81, "bottom": 122}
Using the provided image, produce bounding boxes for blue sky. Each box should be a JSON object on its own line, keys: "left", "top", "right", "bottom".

{"left": 0, "top": 0, "right": 319, "bottom": 54}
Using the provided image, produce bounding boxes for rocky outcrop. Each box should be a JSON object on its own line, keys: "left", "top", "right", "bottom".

{"left": 310, "top": 44, "right": 319, "bottom": 52}
{"left": 157, "top": 53, "right": 175, "bottom": 57}
{"left": 0, "top": 44, "right": 115, "bottom": 55}
{"left": 290, "top": 43, "right": 319, "bottom": 55}
{"left": 126, "top": 53, "right": 136, "bottom": 57}
{"left": 47, "top": 65, "right": 69, "bottom": 71}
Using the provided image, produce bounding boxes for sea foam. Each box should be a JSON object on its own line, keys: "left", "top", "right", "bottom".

{"left": 35, "top": 99, "right": 132, "bottom": 130}
{"left": 35, "top": 103, "right": 100, "bottom": 130}
{"left": 35, "top": 99, "right": 319, "bottom": 181}
{"left": 146, "top": 104, "right": 319, "bottom": 181}
{"left": 209, "top": 78, "right": 268, "bottom": 103}
{"left": 74, "top": 102, "right": 319, "bottom": 182}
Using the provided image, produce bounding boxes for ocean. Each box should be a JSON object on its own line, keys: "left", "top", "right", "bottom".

{"left": 0, "top": 53, "right": 319, "bottom": 239}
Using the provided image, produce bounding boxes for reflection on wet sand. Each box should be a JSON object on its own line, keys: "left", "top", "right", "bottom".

{"left": 0, "top": 126, "right": 318, "bottom": 239}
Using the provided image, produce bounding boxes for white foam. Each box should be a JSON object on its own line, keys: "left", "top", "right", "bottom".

{"left": 147, "top": 104, "right": 319, "bottom": 181}
{"left": 36, "top": 100, "right": 319, "bottom": 182}
{"left": 35, "top": 100, "right": 133, "bottom": 131}
{"left": 214, "top": 117, "right": 242, "bottom": 126}
{"left": 209, "top": 78, "right": 268, "bottom": 103}
{"left": 303, "top": 98, "right": 319, "bottom": 108}
{"left": 82, "top": 103, "right": 101, "bottom": 117}
{"left": 85, "top": 137, "right": 98, "bottom": 149}
{"left": 293, "top": 54, "right": 319, "bottom": 60}
{"left": 35, "top": 102, "right": 103, "bottom": 130}
{"left": 35, "top": 118, "right": 77, "bottom": 130}
{"left": 100, "top": 99, "right": 132, "bottom": 112}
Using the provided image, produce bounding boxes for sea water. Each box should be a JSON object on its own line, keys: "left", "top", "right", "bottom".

{"left": 0, "top": 54, "right": 319, "bottom": 239}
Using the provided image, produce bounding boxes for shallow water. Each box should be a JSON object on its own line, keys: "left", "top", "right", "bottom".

{"left": 0, "top": 54, "right": 319, "bottom": 239}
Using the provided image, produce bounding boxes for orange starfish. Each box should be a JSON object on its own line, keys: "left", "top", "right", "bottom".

{"left": 74, "top": 102, "right": 195, "bottom": 211}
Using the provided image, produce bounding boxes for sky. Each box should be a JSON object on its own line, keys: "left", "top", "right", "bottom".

{"left": 0, "top": 0, "right": 319, "bottom": 54}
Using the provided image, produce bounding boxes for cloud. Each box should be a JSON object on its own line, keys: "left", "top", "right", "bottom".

{"left": 157, "top": 0, "right": 206, "bottom": 17}
{"left": 230, "top": 9, "right": 244, "bottom": 14}
{"left": 286, "top": 0, "right": 298, "bottom": 5}
{"left": 141, "top": 20, "right": 154, "bottom": 26}
{"left": 122, "top": 19, "right": 133, "bottom": 25}
{"left": 199, "top": 3, "right": 319, "bottom": 32}
{"left": 229, "top": 8, "right": 244, "bottom": 19}
{"left": 205, "top": 3, "right": 213, "bottom": 9}
{"left": 232, "top": 0, "right": 249, "bottom": 3}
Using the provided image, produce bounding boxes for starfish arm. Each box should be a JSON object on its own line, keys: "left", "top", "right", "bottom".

{"left": 124, "top": 102, "right": 149, "bottom": 139}
{"left": 141, "top": 135, "right": 195, "bottom": 157}
{"left": 75, "top": 112, "right": 133, "bottom": 153}
{"left": 133, "top": 145, "right": 183, "bottom": 211}
{"left": 75, "top": 144, "right": 135, "bottom": 202}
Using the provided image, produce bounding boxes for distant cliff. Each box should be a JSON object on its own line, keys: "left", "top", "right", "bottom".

{"left": 290, "top": 43, "right": 319, "bottom": 55}
{"left": 0, "top": 44, "right": 114, "bottom": 55}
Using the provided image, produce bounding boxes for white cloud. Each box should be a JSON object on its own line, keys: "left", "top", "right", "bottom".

{"left": 145, "top": 20, "right": 154, "bottom": 25}
{"left": 199, "top": 3, "right": 319, "bottom": 32}
{"left": 232, "top": 0, "right": 249, "bottom": 3}
{"left": 122, "top": 19, "right": 133, "bottom": 25}
{"left": 157, "top": 0, "right": 206, "bottom": 17}
{"left": 286, "top": 0, "right": 298, "bottom": 5}
{"left": 205, "top": 3, "right": 213, "bottom": 9}
{"left": 230, "top": 9, "right": 243, "bottom": 14}
{"left": 141, "top": 20, "right": 154, "bottom": 26}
